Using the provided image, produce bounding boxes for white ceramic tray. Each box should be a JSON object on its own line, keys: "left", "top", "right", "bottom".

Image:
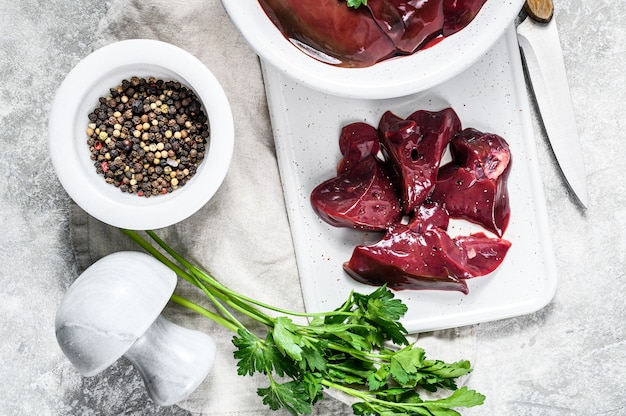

{"left": 261, "top": 26, "right": 558, "bottom": 333}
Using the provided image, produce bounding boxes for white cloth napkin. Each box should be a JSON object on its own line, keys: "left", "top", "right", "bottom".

{"left": 70, "top": 1, "right": 475, "bottom": 414}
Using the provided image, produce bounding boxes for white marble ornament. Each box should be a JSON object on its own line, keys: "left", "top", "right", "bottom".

{"left": 55, "top": 251, "right": 216, "bottom": 406}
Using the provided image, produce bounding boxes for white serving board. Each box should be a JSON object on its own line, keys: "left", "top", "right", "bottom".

{"left": 261, "top": 26, "right": 558, "bottom": 333}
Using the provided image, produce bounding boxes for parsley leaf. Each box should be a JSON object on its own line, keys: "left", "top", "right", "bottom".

{"left": 258, "top": 379, "right": 313, "bottom": 416}
{"left": 346, "top": 0, "right": 368, "bottom": 9}
{"left": 300, "top": 345, "right": 326, "bottom": 372}
{"left": 232, "top": 329, "right": 266, "bottom": 376}
{"left": 389, "top": 346, "right": 473, "bottom": 390}
{"left": 272, "top": 317, "right": 304, "bottom": 361}
{"left": 351, "top": 386, "right": 485, "bottom": 416}
{"left": 417, "top": 386, "right": 486, "bottom": 413}
{"left": 353, "top": 285, "right": 410, "bottom": 346}
{"left": 263, "top": 334, "right": 300, "bottom": 378}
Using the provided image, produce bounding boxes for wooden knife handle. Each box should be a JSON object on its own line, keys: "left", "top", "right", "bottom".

{"left": 524, "top": 0, "right": 554, "bottom": 23}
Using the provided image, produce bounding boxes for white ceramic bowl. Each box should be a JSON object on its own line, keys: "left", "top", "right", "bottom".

{"left": 221, "top": 0, "right": 524, "bottom": 99}
{"left": 49, "top": 39, "right": 234, "bottom": 230}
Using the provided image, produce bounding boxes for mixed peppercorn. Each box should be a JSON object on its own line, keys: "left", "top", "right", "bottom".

{"left": 86, "top": 76, "right": 208, "bottom": 197}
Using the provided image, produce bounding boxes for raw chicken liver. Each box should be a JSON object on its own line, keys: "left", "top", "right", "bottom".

{"left": 366, "top": 0, "right": 445, "bottom": 54}
{"left": 311, "top": 156, "right": 401, "bottom": 231}
{"left": 259, "top": 0, "right": 489, "bottom": 67}
{"left": 258, "top": 0, "right": 396, "bottom": 67}
{"left": 343, "top": 204, "right": 511, "bottom": 294}
{"left": 337, "top": 122, "right": 381, "bottom": 174}
{"left": 310, "top": 108, "right": 512, "bottom": 294}
{"left": 430, "top": 127, "right": 511, "bottom": 236}
{"left": 378, "top": 108, "right": 461, "bottom": 214}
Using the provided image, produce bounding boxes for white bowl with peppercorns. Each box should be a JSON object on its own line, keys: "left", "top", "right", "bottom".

{"left": 49, "top": 39, "right": 234, "bottom": 230}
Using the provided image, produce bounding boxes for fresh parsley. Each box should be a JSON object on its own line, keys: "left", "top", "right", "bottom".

{"left": 122, "top": 229, "right": 485, "bottom": 415}
{"left": 346, "top": 0, "right": 368, "bottom": 9}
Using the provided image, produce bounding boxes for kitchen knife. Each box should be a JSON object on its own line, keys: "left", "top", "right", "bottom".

{"left": 517, "top": 0, "right": 589, "bottom": 208}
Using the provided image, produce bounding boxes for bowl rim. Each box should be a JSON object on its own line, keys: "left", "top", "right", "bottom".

{"left": 221, "top": 0, "right": 525, "bottom": 99}
{"left": 48, "top": 39, "right": 234, "bottom": 230}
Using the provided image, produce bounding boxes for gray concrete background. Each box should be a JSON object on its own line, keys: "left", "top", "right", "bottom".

{"left": 1, "top": 0, "right": 624, "bottom": 415}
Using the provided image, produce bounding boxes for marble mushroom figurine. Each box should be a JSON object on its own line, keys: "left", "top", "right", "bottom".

{"left": 55, "top": 251, "right": 216, "bottom": 407}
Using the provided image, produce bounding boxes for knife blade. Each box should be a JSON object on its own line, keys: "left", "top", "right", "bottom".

{"left": 517, "top": 4, "right": 589, "bottom": 208}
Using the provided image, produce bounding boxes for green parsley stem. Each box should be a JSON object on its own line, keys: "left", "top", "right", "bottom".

{"left": 146, "top": 231, "right": 350, "bottom": 318}
{"left": 169, "top": 293, "right": 239, "bottom": 333}
{"left": 144, "top": 229, "right": 276, "bottom": 326}
{"left": 123, "top": 229, "right": 275, "bottom": 328}
{"left": 142, "top": 229, "right": 361, "bottom": 324}
{"left": 121, "top": 228, "right": 194, "bottom": 286}
{"left": 319, "top": 379, "right": 429, "bottom": 414}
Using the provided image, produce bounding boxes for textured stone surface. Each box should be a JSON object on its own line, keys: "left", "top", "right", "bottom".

{"left": 0, "top": 0, "right": 624, "bottom": 415}
{"left": 466, "top": 1, "right": 626, "bottom": 414}
{"left": 0, "top": 1, "right": 188, "bottom": 414}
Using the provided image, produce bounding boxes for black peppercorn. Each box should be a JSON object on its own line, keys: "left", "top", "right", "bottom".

{"left": 131, "top": 99, "right": 143, "bottom": 115}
